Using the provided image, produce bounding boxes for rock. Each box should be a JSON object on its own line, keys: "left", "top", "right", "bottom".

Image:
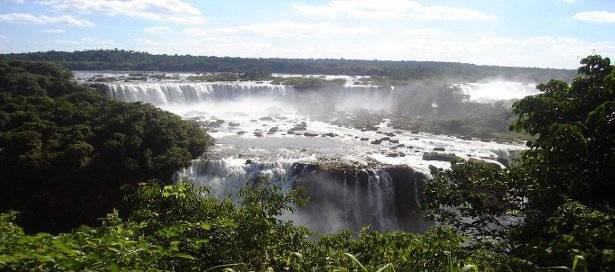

{"left": 398, "top": 152, "right": 406, "bottom": 157}
{"left": 386, "top": 152, "right": 399, "bottom": 157}
{"left": 396, "top": 144, "right": 405, "bottom": 148}
{"left": 228, "top": 122, "right": 240, "bottom": 127}
{"left": 422, "top": 152, "right": 460, "bottom": 162}
{"left": 237, "top": 131, "right": 247, "bottom": 135}
{"left": 370, "top": 139, "right": 382, "bottom": 144}
{"left": 380, "top": 137, "right": 390, "bottom": 141}
{"left": 268, "top": 127, "right": 279, "bottom": 134}
{"left": 390, "top": 139, "right": 400, "bottom": 144}
{"left": 411, "top": 130, "right": 419, "bottom": 134}
{"left": 288, "top": 121, "right": 308, "bottom": 134}
{"left": 433, "top": 147, "right": 445, "bottom": 151}
{"left": 322, "top": 132, "right": 338, "bottom": 137}
{"left": 245, "top": 159, "right": 252, "bottom": 164}
{"left": 259, "top": 116, "right": 274, "bottom": 121}
{"left": 202, "top": 119, "right": 225, "bottom": 128}
{"left": 364, "top": 124, "right": 378, "bottom": 131}
{"left": 360, "top": 137, "right": 369, "bottom": 141}
{"left": 304, "top": 132, "right": 318, "bottom": 137}
{"left": 253, "top": 131, "right": 264, "bottom": 137}
{"left": 386, "top": 132, "right": 396, "bottom": 137}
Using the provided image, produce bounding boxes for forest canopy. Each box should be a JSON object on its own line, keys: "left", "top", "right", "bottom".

{"left": 0, "top": 58, "right": 213, "bottom": 233}
{"left": 3, "top": 49, "right": 575, "bottom": 83}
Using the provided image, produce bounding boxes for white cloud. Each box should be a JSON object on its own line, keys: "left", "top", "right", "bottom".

{"left": 56, "top": 37, "right": 115, "bottom": 47}
{"left": 43, "top": 28, "right": 66, "bottom": 33}
{"left": 573, "top": 11, "right": 615, "bottom": 23}
{"left": 558, "top": 0, "right": 575, "bottom": 3}
{"left": 40, "top": 0, "right": 206, "bottom": 25}
{"left": 145, "top": 25, "right": 171, "bottom": 34}
{"left": 184, "top": 21, "right": 375, "bottom": 39}
{"left": 0, "top": 13, "right": 94, "bottom": 27}
{"left": 293, "top": 0, "right": 495, "bottom": 21}
{"left": 0, "top": 34, "right": 6, "bottom": 39}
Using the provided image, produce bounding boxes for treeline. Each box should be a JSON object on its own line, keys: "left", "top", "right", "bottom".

{"left": 4, "top": 49, "right": 575, "bottom": 82}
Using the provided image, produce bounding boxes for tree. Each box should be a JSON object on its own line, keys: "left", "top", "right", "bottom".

{"left": 0, "top": 59, "right": 213, "bottom": 233}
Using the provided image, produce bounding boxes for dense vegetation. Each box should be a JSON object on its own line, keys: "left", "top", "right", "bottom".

{"left": 0, "top": 59, "right": 213, "bottom": 233}
{"left": 426, "top": 55, "right": 615, "bottom": 271}
{"left": 4, "top": 49, "right": 575, "bottom": 83}
{"left": 0, "top": 55, "right": 613, "bottom": 271}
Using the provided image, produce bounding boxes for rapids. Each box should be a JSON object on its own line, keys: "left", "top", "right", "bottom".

{"left": 77, "top": 71, "right": 529, "bottom": 232}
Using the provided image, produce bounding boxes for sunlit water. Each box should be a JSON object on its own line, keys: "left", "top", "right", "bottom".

{"left": 76, "top": 71, "right": 531, "bottom": 232}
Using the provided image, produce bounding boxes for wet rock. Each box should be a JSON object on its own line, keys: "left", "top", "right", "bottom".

{"left": 422, "top": 152, "right": 460, "bottom": 162}
{"left": 245, "top": 159, "right": 252, "bottom": 164}
{"left": 386, "top": 152, "right": 399, "bottom": 157}
{"left": 237, "top": 131, "right": 247, "bottom": 135}
{"left": 411, "top": 130, "right": 419, "bottom": 134}
{"left": 398, "top": 152, "right": 406, "bottom": 157}
{"left": 380, "top": 137, "right": 390, "bottom": 141}
{"left": 390, "top": 139, "right": 400, "bottom": 144}
{"left": 322, "top": 132, "right": 338, "bottom": 137}
{"left": 364, "top": 124, "right": 378, "bottom": 131}
{"left": 304, "top": 132, "right": 318, "bottom": 137}
{"left": 386, "top": 132, "right": 396, "bottom": 137}
{"left": 288, "top": 122, "right": 308, "bottom": 134}
{"left": 360, "top": 137, "right": 369, "bottom": 141}
{"left": 370, "top": 139, "right": 382, "bottom": 144}
{"left": 433, "top": 147, "right": 445, "bottom": 151}
{"left": 202, "top": 119, "right": 225, "bottom": 128}
{"left": 259, "top": 116, "right": 274, "bottom": 121}
{"left": 253, "top": 131, "right": 264, "bottom": 137}
{"left": 228, "top": 122, "right": 240, "bottom": 127}
{"left": 268, "top": 127, "right": 279, "bottom": 134}
{"left": 396, "top": 144, "right": 405, "bottom": 148}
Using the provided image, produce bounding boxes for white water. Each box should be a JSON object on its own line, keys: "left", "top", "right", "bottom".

{"left": 456, "top": 81, "right": 538, "bottom": 103}
{"left": 78, "top": 71, "right": 529, "bottom": 232}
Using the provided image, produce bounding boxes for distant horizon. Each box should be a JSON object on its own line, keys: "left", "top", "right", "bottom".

{"left": 1, "top": 1, "right": 614, "bottom": 69}
{"left": 5, "top": 49, "right": 581, "bottom": 71}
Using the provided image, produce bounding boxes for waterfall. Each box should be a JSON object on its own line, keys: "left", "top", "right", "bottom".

{"left": 105, "top": 82, "right": 290, "bottom": 105}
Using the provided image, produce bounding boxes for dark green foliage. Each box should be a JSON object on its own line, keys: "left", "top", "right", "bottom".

{"left": 0, "top": 182, "right": 494, "bottom": 272}
{"left": 4, "top": 49, "right": 575, "bottom": 82}
{"left": 0, "top": 58, "right": 213, "bottom": 233}
{"left": 425, "top": 55, "right": 615, "bottom": 271}
{"left": 271, "top": 76, "right": 346, "bottom": 90}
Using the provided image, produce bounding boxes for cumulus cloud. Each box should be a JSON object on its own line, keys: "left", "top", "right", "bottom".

{"left": 0, "top": 13, "right": 94, "bottom": 27}
{"left": 145, "top": 25, "right": 171, "bottom": 34}
{"left": 573, "top": 11, "right": 615, "bottom": 23}
{"left": 40, "top": 0, "right": 206, "bottom": 25}
{"left": 184, "top": 21, "right": 375, "bottom": 39}
{"left": 293, "top": 0, "right": 494, "bottom": 21}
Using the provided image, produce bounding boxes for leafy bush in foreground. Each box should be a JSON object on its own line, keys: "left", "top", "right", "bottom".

{"left": 0, "top": 182, "right": 494, "bottom": 272}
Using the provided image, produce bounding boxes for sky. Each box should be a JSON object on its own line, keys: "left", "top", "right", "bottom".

{"left": 0, "top": 0, "right": 614, "bottom": 68}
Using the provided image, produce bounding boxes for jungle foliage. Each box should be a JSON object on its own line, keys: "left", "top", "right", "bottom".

{"left": 425, "top": 55, "right": 615, "bottom": 271}
{"left": 0, "top": 58, "right": 213, "bottom": 233}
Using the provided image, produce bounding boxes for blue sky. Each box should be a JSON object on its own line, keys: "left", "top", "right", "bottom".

{"left": 0, "top": 0, "right": 614, "bottom": 68}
